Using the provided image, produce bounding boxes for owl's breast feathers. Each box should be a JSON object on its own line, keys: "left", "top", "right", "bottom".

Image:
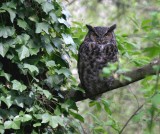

{"left": 78, "top": 41, "right": 118, "bottom": 95}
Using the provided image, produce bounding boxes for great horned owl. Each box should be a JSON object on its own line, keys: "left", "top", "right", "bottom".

{"left": 78, "top": 24, "right": 118, "bottom": 98}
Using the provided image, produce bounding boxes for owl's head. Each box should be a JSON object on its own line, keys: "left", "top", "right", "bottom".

{"left": 86, "top": 24, "right": 116, "bottom": 44}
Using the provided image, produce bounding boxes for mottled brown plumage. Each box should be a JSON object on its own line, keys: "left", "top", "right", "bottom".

{"left": 78, "top": 24, "right": 118, "bottom": 98}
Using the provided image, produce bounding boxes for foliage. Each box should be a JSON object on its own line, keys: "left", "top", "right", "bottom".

{"left": 0, "top": 0, "right": 160, "bottom": 134}
{"left": 0, "top": 0, "right": 82, "bottom": 133}
{"left": 68, "top": 0, "right": 160, "bottom": 133}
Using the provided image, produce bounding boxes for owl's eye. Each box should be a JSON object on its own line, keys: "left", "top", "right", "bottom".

{"left": 105, "top": 32, "right": 112, "bottom": 37}
{"left": 90, "top": 34, "right": 97, "bottom": 41}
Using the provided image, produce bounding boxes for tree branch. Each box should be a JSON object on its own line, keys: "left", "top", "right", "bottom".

{"left": 63, "top": 58, "right": 160, "bottom": 102}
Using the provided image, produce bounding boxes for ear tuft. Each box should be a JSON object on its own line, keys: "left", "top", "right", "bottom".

{"left": 86, "top": 24, "right": 93, "bottom": 31}
{"left": 108, "top": 24, "right": 116, "bottom": 32}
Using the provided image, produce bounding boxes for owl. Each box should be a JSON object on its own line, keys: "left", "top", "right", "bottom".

{"left": 78, "top": 24, "right": 118, "bottom": 99}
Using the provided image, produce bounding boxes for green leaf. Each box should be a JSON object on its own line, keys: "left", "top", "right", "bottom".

{"left": 42, "top": 113, "right": 50, "bottom": 123}
{"left": 14, "top": 96, "right": 25, "bottom": 108}
{"left": 23, "top": 63, "right": 39, "bottom": 74}
{"left": 41, "top": 35, "right": 54, "bottom": 54}
{"left": 58, "top": 18, "right": 70, "bottom": 27}
{"left": 0, "top": 43, "right": 9, "bottom": 57}
{"left": 22, "top": 114, "right": 32, "bottom": 122}
{"left": 41, "top": 2, "right": 54, "bottom": 14}
{"left": 29, "top": 15, "right": 39, "bottom": 22}
{"left": 49, "top": 12, "right": 58, "bottom": 22}
{"left": 102, "top": 100, "right": 112, "bottom": 115}
{"left": 15, "top": 34, "right": 30, "bottom": 45}
{"left": 46, "top": 60, "right": 56, "bottom": 67}
{"left": 12, "top": 80, "right": 27, "bottom": 92}
{"left": 55, "top": 67, "right": 71, "bottom": 77}
{"left": 17, "top": 45, "right": 30, "bottom": 60}
{"left": 4, "top": 121, "right": 12, "bottom": 129}
{"left": 69, "top": 110, "right": 84, "bottom": 122}
{"left": 1, "top": 95, "right": 13, "bottom": 108}
{"left": 144, "top": 46, "right": 160, "bottom": 57}
{"left": 0, "top": 125, "right": 4, "bottom": 134}
{"left": 52, "top": 37, "right": 63, "bottom": 49}
{"left": 0, "top": 26, "right": 15, "bottom": 38}
{"left": 27, "top": 39, "right": 40, "bottom": 55}
{"left": 42, "top": 90, "right": 52, "bottom": 99}
{"left": 62, "top": 34, "right": 74, "bottom": 45}
{"left": 4, "top": 120, "right": 20, "bottom": 130}
{"left": 2, "top": 1, "right": 16, "bottom": 9}
{"left": 33, "top": 123, "right": 41, "bottom": 127}
{"left": 49, "top": 116, "right": 64, "bottom": 128}
{"left": 36, "top": 22, "right": 49, "bottom": 34}
{"left": 1, "top": 1, "right": 16, "bottom": 23}
{"left": 132, "top": 112, "right": 144, "bottom": 122}
{"left": 0, "top": 71, "right": 11, "bottom": 81}
{"left": 17, "top": 19, "right": 28, "bottom": 30}
{"left": 34, "top": 0, "right": 46, "bottom": 4}
{"left": 151, "top": 94, "right": 160, "bottom": 106}
{"left": 7, "top": 8, "right": 16, "bottom": 23}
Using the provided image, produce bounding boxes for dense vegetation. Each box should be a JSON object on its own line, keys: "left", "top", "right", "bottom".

{"left": 0, "top": 0, "right": 159, "bottom": 133}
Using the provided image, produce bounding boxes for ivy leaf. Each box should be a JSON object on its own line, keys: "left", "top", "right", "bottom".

{"left": 34, "top": 0, "right": 46, "bottom": 4}
{"left": 4, "top": 120, "right": 20, "bottom": 130}
{"left": 22, "top": 114, "right": 32, "bottom": 122}
{"left": 17, "top": 19, "right": 28, "bottom": 30}
{"left": 17, "top": 45, "right": 30, "bottom": 60}
{"left": 14, "top": 96, "right": 25, "bottom": 108}
{"left": 42, "top": 90, "right": 52, "bottom": 99}
{"left": 49, "top": 116, "right": 64, "bottom": 128}
{"left": 29, "top": 15, "right": 39, "bottom": 22}
{"left": 42, "top": 113, "right": 50, "bottom": 123}
{"left": 62, "top": 34, "right": 74, "bottom": 45}
{"left": 0, "top": 71, "right": 11, "bottom": 81}
{"left": 46, "top": 60, "right": 56, "bottom": 67}
{"left": 0, "top": 26, "right": 15, "bottom": 38}
{"left": 58, "top": 18, "right": 70, "bottom": 28}
{"left": 7, "top": 9, "right": 16, "bottom": 23}
{"left": 41, "top": 35, "right": 54, "bottom": 54}
{"left": 12, "top": 80, "right": 27, "bottom": 92}
{"left": 20, "top": 0, "right": 25, "bottom": 3}
{"left": 0, "top": 43, "right": 9, "bottom": 57}
{"left": 52, "top": 37, "right": 63, "bottom": 49}
{"left": 23, "top": 63, "right": 39, "bottom": 74}
{"left": 36, "top": 22, "right": 50, "bottom": 34}
{"left": 1, "top": 95, "right": 13, "bottom": 108}
{"left": 15, "top": 34, "right": 30, "bottom": 45}
{"left": 1, "top": 1, "right": 16, "bottom": 23}
{"left": 62, "top": 9, "right": 70, "bottom": 18}
{"left": 4, "top": 121, "right": 13, "bottom": 129}
{"left": 49, "top": 12, "right": 58, "bottom": 22}
{"left": 41, "top": 2, "right": 54, "bottom": 14}
{"left": 33, "top": 123, "right": 41, "bottom": 127}
{"left": 55, "top": 67, "right": 71, "bottom": 77}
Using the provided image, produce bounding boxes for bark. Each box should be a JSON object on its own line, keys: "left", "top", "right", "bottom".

{"left": 62, "top": 58, "right": 160, "bottom": 102}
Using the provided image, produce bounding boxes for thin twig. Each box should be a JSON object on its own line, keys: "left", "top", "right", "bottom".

{"left": 129, "top": 85, "right": 140, "bottom": 108}
{"left": 80, "top": 122, "right": 87, "bottom": 134}
{"left": 119, "top": 103, "right": 144, "bottom": 134}
{"left": 66, "top": 0, "right": 76, "bottom": 6}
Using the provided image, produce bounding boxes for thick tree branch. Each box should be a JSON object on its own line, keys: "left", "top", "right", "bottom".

{"left": 63, "top": 58, "right": 160, "bottom": 102}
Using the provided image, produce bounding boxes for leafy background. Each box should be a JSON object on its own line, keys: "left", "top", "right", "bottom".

{"left": 0, "top": 0, "right": 160, "bottom": 134}
{"left": 67, "top": 0, "right": 160, "bottom": 133}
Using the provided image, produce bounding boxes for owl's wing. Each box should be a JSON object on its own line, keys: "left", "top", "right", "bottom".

{"left": 77, "top": 43, "right": 85, "bottom": 87}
